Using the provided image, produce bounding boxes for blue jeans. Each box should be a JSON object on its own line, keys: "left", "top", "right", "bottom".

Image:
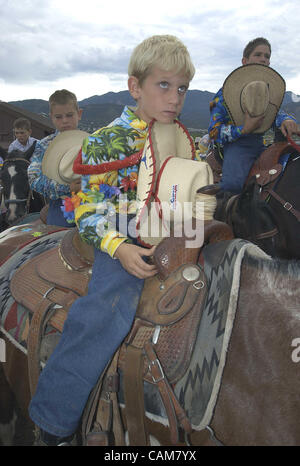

{"left": 220, "top": 134, "right": 265, "bottom": 193}
{"left": 29, "top": 248, "right": 144, "bottom": 436}
{"left": 47, "top": 199, "right": 75, "bottom": 228}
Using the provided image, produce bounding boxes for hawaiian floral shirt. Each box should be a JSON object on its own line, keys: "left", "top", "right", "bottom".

{"left": 208, "top": 88, "right": 297, "bottom": 145}
{"left": 28, "top": 131, "right": 71, "bottom": 199}
{"left": 63, "top": 106, "right": 148, "bottom": 257}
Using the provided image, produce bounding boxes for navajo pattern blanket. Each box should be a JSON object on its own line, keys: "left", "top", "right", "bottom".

{"left": 175, "top": 239, "right": 267, "bottom": 429}
{"left": 134, "top": 239, "right": 268, "bottom": 429}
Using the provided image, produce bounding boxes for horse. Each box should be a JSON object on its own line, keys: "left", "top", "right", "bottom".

{"left": 0, "top": 143, "right": 45, "bottom": 232}
{"left": 0, "top": 213, "right": 299, "bottom": 446}
{"left": 208, "top": 137, "right": 300, "bottom": 260}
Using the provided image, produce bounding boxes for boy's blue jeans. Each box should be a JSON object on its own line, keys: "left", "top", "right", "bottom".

{"left": 29, "top": 248, "right": 144, "bottom": 437}
{"left": 220, "top": 134, "right": 265, "bottom": 193}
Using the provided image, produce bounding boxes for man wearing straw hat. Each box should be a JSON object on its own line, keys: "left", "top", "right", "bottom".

{"left": 208, "top": 37, "right": 299, "bottom": 194}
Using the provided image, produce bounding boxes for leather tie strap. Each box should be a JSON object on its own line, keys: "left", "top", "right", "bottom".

{"left": 123, "top": 345, "right": 149, "bottom": 446}
{"left": 265, "top": 187, "right": 300, "bottom": 222}
{"left": 144, "top": 341, "right": 192, "bottom": 444}
{"left": 27, "top": 297, "right": 56, "bottom": 396}
{"left": 86, "top": 399, "right": 112, "bottom": 446}
{"left": 27, "top": 289, "right": 80, "bottom": 396}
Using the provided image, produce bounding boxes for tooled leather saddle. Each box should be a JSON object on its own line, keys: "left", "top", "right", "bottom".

{"left": 246, "top": 140, "right": 300, "bottom": 221}
{"left": 10, "top": 219, "right": 233, "bottom": 446}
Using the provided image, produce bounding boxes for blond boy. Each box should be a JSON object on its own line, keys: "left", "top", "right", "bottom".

{"left": 30, "top": 35, "right": 195, "bottom": 445}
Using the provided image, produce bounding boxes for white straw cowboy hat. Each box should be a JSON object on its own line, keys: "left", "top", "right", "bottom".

{"left": 136, "top": 120, "right": 213, "bottom": 247}
{"left": 42, "top": 130, "right": 90, "bottom": 184}
{"left": 223, "top": 64, "right": 286, "bottom": 133}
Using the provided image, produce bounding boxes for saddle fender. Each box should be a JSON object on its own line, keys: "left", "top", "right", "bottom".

{"left": 83, "top": 219, "right": 234, "bottom": 446}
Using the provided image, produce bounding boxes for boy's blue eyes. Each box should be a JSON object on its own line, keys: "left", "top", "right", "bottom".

{"left": 159, "top": 82, "right": 188, "bottom": 94}
{"left": 159, "top": 81, "right": 169, "bottom": 89}
{"left": 178, "top": 85, "right": 188, "bottom": 94}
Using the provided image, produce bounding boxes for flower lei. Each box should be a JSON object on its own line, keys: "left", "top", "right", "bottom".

{"left": 61, "top": 179, "right": 136, "bottom": 224}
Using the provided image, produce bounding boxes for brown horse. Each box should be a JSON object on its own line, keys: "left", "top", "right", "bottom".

{"left": 83, "top": 242, "right": 300, "bottom": 447}
{"left": 0, "top": 218, "right": 299, "bottom": 446}
{"left": 206, "top": 252, "right": 300, "bottom": 446}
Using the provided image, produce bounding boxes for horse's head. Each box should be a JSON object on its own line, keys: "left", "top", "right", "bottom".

{"left": 0, "top": 143, "right": 36, "bottom": 225}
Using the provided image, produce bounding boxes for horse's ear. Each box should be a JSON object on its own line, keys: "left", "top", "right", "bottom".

{"left": 23, "top": 141, "right": 37, "bottom": 161}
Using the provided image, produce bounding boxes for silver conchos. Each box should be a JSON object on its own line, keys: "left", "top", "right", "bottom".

{"left": 182, "top": 265, "right": 200, "bottom": 282}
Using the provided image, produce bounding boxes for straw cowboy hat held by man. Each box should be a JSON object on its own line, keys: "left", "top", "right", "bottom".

{"left": 222, "top": 63, "right": 287, "bottom": 134}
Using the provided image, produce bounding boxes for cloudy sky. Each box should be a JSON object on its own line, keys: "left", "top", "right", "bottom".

{"left": 1, "top": 0, "right": 300, "bottom": 103}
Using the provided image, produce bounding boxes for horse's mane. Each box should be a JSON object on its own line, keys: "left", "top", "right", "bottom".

{"left": 244, "top": 250, "right": 300, "bottom": 288}
{"left": 245, "top": 251, "right": 300, "bottom": 276}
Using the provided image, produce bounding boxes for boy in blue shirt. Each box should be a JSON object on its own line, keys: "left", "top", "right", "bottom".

{"left": 208, "top": 37, "right": 299, "bottom": 193}
{"left": 28, "top": 89, "right": 83, "bottom": 227}
{"left": 8, "top": 118, "right": 38, "bottom": 154}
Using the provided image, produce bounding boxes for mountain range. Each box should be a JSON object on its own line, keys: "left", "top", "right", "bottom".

{"left": 9, "top": 89, "right": 300, "bottom": 133}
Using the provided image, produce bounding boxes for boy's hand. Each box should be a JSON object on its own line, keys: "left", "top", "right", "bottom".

{"left": 70, "top": 178, "right": 81, "bottom": 193}
{"left": 241, "top": 111, "right": 265, "bottom": 134}
{"left": 114, "top": 243, "right": 157, "bottom": 279}
{"left": 280, "top": 119, "right": 300, "bottom": 138}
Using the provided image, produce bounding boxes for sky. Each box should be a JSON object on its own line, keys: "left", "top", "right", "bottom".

{"left": 1, "top": 0, "right": 300, "bottom": 103}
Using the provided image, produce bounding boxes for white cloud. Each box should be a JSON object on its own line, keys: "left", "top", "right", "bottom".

{"left": 0, "top": 0, "right": 300, "bottom": 102}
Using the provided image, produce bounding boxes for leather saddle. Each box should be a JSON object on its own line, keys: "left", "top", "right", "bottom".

{"left": 246, "top": 141, "right": 291, "bottom": 200}
{"left": 206, "top": 140, "right": 292, "bottom": 196}
{"left": 10, "top": 220, "right": 233, "bottom": 445}
{"left": 246, "top": 141, "right": 300, "bottom": 222}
